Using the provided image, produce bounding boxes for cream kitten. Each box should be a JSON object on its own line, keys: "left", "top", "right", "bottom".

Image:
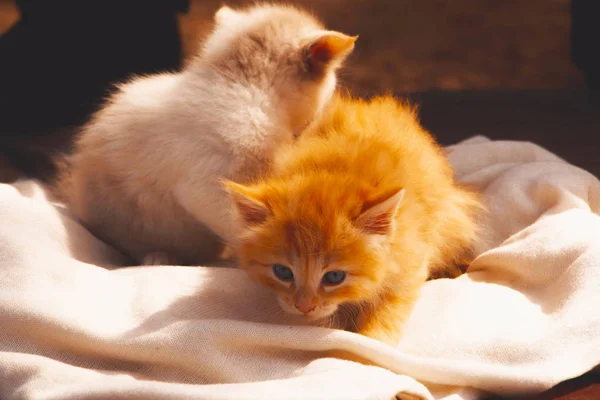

{"left": 62, "top": 4, "right": 356, "bottom": 265}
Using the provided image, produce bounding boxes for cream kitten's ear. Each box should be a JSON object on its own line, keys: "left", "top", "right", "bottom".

{"left": 224, "top": 181, "right": 271, "bottom": 227}
{"left": 215, "top": 5, "right": 242, "bottom": 25}
{"left": 356, "top": 188, "right": 405, "bottom": 235}
{"left": 304, "top": 32, "right": 358, "bottom": 73}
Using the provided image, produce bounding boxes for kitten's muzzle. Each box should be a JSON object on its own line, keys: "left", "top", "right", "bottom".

{"left": 294, "top": 294, "right": 318, "bottom": 314}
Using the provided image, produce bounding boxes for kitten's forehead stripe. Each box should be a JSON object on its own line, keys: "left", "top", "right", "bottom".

{"left": 279, "top": 217, "right": 380, "bottom": 285}
{"left": 284, "top": 221, "right": 329, "bottom": 254}
{"left": 308, "top": 255, "right": 324, "bottom": 289}
{"left": 283, "top": 221, "right": 332, "bottom": 290}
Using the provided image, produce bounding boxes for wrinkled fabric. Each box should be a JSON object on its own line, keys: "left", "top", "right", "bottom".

{"left": 1, "top": 137, "right": 598, "bottom": 400}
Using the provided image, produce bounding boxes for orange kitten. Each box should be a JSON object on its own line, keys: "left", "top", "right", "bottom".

{"left": 224, "top": 94, "right": 482, "bottom": 345}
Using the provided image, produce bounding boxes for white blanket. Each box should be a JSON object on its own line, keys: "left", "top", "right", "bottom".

{"left": 1, "top": 137, "right": 599, "bottom": 400}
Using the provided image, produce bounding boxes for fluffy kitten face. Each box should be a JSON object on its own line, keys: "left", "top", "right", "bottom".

{"left": 225, "top": 178, "right": 405, "bottom": 321}
{"left": 201, "top": 4, "right": 357, "bottom": 135}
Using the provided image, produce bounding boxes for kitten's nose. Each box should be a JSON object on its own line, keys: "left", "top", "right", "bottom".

{"left": 295, "top": 298, "right": 316, "bottom": 314}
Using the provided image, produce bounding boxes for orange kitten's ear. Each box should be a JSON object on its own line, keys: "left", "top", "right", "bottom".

{"left": 223, "top": 181, "right": 271, "bottom": 227}
{"left": 356, "top": 188, "right": 405, "bottom": 235}
{"left": 215, "top": 5, "right": 242, "bottom": 25}
{"left": 304, "top": 32, "right": 358, "bottom": 73}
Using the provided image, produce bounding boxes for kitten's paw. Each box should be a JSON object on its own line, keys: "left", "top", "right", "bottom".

{"left": 357, "top": 312, "right": 403, "bottom": 346}
{"left": 219, "top": 244, "right": 236, "bottom": 260}
{"left": 142, "top": 252, "right": 179, "bottom": 266}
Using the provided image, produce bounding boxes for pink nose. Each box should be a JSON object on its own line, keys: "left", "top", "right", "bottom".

{"left": 295, "top": 299, "right": 316, "bottom": 314}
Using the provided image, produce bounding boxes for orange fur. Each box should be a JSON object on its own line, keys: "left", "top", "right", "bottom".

{"left": 225, "top": 94, "right": 483, "bottom": 345}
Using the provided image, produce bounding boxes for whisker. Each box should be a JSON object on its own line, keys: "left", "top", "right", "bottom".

{"left": 330, "top": 312, "right": 339, "bottom": 330}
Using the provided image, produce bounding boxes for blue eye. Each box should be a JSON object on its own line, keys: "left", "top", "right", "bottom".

{"left": 273, "top": 264, "right": 294, "bottom": 281}
{"left": 322, "top": 271, "right": 346, "bottom": 285}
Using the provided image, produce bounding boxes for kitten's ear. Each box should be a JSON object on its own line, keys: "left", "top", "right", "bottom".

{"left": 223, "top": 181, "right": 271, "bottom": 227}
{"left": 215, "top": 5, "right": 242, "bottom": 25}
{"left": 356, "top": 188, "right": 405, "bottom": 236}
{"left": 304, "top": 31, "right": 358, "bottom": 73}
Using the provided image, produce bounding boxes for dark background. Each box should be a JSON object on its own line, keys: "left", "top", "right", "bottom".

{"left": 0, "top": 0, "right": 599, "bottom": 182}
{"left": 0, "top": 1, "right": 598, "bottom": 397}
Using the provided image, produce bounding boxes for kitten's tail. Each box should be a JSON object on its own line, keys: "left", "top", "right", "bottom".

{"left": 427, "top": 183, "right": 486, "bottom": 280}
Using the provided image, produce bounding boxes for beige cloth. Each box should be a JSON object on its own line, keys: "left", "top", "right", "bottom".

{"left": 1, "top": 137, "right": 599, "bottom": 400}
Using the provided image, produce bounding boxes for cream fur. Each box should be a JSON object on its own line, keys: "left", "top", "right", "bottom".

{"left": 64, "top": 4, "right": 356, "bottom": 265}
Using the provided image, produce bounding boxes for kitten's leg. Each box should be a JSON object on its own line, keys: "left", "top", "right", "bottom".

{"left": 142, "top": 252, "right": 180, "bottom": 266}
{"left": 427, "top": 263, "right": 467, "bottom": 280}
{"left": 356, "top": 293, "right": 419, "bottom": 346}
{"left": 174, "top": 180, "right": 236, "bottom": 245}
